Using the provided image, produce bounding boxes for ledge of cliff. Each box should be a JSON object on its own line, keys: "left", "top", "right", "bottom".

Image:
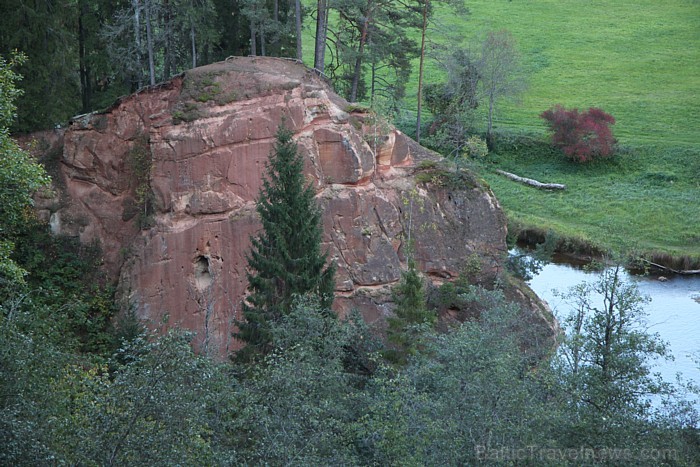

{"left": 28, "top": 57, "right": 554, "bottom": 358}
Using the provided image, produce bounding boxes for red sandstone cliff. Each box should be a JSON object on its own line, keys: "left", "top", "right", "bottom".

{"left": 29, "top": 57, "right": 549, "bottom": 358}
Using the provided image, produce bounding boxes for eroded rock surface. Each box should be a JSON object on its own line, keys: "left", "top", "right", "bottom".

{"left": 29, "top": 57, "right": 550, "bottom": 358}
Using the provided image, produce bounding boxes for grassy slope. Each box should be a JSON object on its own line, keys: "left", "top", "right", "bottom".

{"left": 413, "top": 0, "right": 700, "bottom": 146}
{"left": 301, "top": 1, "right": 700, "bottom": 259}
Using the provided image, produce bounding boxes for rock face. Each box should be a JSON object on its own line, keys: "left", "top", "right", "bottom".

{"left": 32, "top": 57, "right": 544, "bottom": 358}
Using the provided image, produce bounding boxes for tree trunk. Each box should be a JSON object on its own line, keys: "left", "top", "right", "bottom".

{"left": 133, "top": 0, "right": 142, "bottom": 88}
{"left": 600, "top": 266, "right": 620, "bottom": 391}
{"left": 350, "top": 3, "right": 373, "bottom": 102}
{"left": 370, "top": 60, "right": 376, "bottom": 106}
{"left": 163, "top": 0, "right": 172, "bottom": 79}
{"left": 639, "top": 258, "right": 700, "bottom": 275}
{"left": 78, "top": 0, "right": 91, "bottom": 112}
{"left": 260, "top": 25, "right": 266, "bottom": 56}
{"left": 270, "top": 0, "right": 279, "bottom": 55}
{"left": 250, "top": 17, "right": 257, "bottom": 56}
{"left": 145, "top": 0, "right": 156, "bottom": 85}
{"left": 350, "top": 51, "right": 364, "bottom": 102}
{"left": 314, "top": 0, "right": 328, "bottom": 72}
{"left": 295, "top": 0, "right": 302, "bottom": 60}
{"left": 416, "top": 0, "right": 429, "bottom": 143}
{"left": 495, "top": 170, "right": 566, "bottom": 190}
{"left": 191, "top": 19, "right": 197, "bottom": 68}
{"left": 487, "top": 92, "right": 495, "bottom": 148}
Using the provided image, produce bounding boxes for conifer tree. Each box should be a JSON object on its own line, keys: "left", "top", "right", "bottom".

{"left": 235, "top": 124, "right": 335, "bottom": 360}
{"left": 391, "top": 256, "right": 431, "bottom": 326}
{"left": 386, "top": 249, "right": 435, "bottom": 363}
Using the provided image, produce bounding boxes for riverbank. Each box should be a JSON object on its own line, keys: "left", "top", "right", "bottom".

{"left": 511, "top": 223, "right": 700, "bottom": 276}
{"left": 477, "top": 134, "right": 700, "bottom": 271}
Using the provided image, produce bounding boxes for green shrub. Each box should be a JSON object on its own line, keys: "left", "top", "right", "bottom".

{"left": 11, "top": 223, "right": 118, "bottom": 354}
{"left": 462, "top": 135, "right": 488, "bottom": 159}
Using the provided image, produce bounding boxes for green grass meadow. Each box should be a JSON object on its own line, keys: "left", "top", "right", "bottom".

{"left": 413, "top": 0, "right": 700, "bottom": 146}
{"left": 302, "top": 0, "right": 700, "bottom": 260}
{"left": 481, "top": 139, "right": 700, "bottom": 259}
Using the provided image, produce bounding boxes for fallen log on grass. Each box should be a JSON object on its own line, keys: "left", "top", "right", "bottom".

{"left": 496, "top": 169, "right": 566, "bottom": 190}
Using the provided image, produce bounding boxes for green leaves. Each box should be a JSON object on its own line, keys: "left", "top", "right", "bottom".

{"left": 550, "top": 264, "right": 688, "bottom": 451}
{"left": 0, "top": 51, "right": 26, "bottom": 128}
{"left": 0, "top": 132, "right": 49, "bottom": 232}
{"left": 386, "top": 253, "right": 435, "bottom": 363}
{"left": 35, "top": 330, "right": 232, "bottom": 465}
{"left": 0, "top": 52, "right": 50, "bottom": 297}
{"left": 0, "top": 53, "right": 51, "bottom": 236}
{"left": 0, "top": 1, "right": 81, "bottom": 131}
{"left": 555, "top": 265, "right": 671, "bottom": 415}
{"left": 360, "top": 287, "right": 549, "bottom": 464}
{"left": 233, "top": 298, "right": 364, "bottom": 464}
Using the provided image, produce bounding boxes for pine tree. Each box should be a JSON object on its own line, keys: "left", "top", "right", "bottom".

{"left": 235, "top": 124, "right": 335, "bottom": 360}
{"left": 331, "top": 0, "right": 420, "bottom": 104}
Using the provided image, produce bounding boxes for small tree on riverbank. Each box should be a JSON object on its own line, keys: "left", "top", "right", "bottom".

{"left": 479, "top": 30, "right": 526, "bottom": 148}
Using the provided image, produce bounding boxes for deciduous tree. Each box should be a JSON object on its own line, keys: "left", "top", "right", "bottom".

{"left": 477, "top": 29, "right": 526, "bottom": 148}
{"left": 420, "top": 48, "right": 480, "bottom": 155}
{"left": 552, "top": 264, "right": 676, "bottom": 447}
{"left": 414, "top": 0, "right": 468, "bottom": 143}
{"left": 232, "top": 297, "right": 364, "bottom": 464}
{"left": 0, "top": 52, "right": 50, "bottom": 292}
{"left": 358, "top": 287, "right": 550, "bottom": 464}
{"left": 423, "top": 29, "right": 525, "bottom": 152}
{"left": 40, "top": 331, "right": 232, "bottom": 465}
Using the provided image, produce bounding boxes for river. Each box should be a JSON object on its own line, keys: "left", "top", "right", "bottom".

{"left": 519, "top": 250, "right": 700, "bottom": 409}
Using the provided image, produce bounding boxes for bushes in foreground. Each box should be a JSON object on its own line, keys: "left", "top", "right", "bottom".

{"left": 4, "top": 278, "right": 699, "bottom": 465}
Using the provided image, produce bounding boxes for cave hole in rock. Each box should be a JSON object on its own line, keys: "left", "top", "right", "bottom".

{"left": 194, "top": 255, "right": 213, "bottom": 290}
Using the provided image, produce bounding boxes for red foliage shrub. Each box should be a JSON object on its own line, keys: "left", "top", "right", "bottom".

{"left": 540, "top": 105, "right": 616, "bottom": 162}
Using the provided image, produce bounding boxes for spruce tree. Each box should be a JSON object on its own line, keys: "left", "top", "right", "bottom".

{"left": 235, "top": 124, "right": 335, "bottom": 360}
{"left": 386, "top": 250, "right": 435, "bottom": 363}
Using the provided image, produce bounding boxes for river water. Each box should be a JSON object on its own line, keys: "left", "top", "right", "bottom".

{"left": 520, "top": 251, "right": 700, "bottom": 408}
